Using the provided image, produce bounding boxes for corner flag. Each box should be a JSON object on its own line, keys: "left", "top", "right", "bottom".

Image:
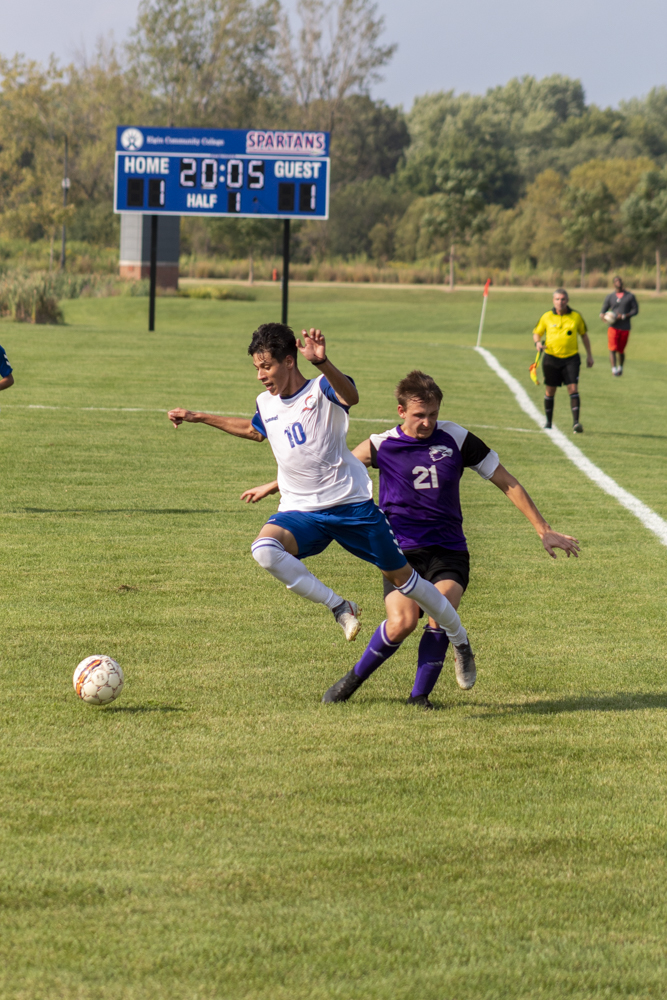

{"left": 475, "top": 279, "right": 491, "bottom": 348}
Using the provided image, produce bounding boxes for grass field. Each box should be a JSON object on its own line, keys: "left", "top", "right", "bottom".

{"left": 1, "top": 286, "right": 667, "bottom": 999}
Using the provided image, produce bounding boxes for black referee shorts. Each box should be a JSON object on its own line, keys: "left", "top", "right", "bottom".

{"left": 542, "top": 352, "right": 580, "bottom": 387}
{"left": 383, "top": 545, "right": 470, "bottom": 616}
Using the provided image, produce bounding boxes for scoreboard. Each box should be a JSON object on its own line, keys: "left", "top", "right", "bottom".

{"left": 114, "top": 126, "right": 330, "bottom": 220}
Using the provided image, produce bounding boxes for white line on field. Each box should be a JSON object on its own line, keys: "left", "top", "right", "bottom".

{"left": 1, "top": 404, "right": 539, "bottom": 435}
{"left": 475, "top": 346, "right": 667, "bottom": 547}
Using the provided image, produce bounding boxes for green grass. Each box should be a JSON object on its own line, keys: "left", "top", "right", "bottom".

{"left": 1, "top": 287, "right": 667, "bottom": 999}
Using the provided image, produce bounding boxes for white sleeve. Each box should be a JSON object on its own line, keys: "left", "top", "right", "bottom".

{"left": 470, "top": 450, "right": 500, "bottom": 480}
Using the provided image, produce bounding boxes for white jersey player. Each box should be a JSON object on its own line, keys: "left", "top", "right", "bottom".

{"left": 252, "top": 369, "right": 371, "bottom": 512}
{"left": 168, "top": 323, "right": 476, "bottom": 686}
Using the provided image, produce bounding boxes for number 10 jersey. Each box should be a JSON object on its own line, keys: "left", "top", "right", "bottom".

{"left": 252, "top": 375, "right": 373, "bottom": 512}
{"left": 370, "top": 422, "right": 499, "bottom": 551}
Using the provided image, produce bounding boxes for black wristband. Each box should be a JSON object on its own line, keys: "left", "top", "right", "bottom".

{"left": 311, "top": 356, "right": 328, "bottom": 367}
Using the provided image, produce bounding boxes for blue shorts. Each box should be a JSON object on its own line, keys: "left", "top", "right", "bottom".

{"left": 266, "top": 500, "right": 407, "bottom": 572}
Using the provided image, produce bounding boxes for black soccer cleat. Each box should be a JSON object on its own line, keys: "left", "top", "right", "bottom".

{"left": 544, "top": 421, "right": 552, "bottom": 430}
{"left": 406, "top": 694, "right": 435, "bottom": 711}
{"left": 572, "top": 422, "right": 584, "bottom": 434}
{"left": 322, "top": 669, "right": 364, "bottom": 703}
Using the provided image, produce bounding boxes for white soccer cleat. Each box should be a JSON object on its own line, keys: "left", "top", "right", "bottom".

{"left": 453, "top": 642, "right": 476, "bottom": 690}
{"left": 333, "top": 600, "right": 362, "bottom": 642}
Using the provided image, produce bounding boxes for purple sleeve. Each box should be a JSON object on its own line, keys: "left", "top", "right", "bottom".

{"left": 251, "top": 407, "right": 266, "bottom": 437}
{"left": 320, "top": 375, "right": 355, "bottom": 412}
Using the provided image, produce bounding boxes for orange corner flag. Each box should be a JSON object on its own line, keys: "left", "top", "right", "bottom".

{"left": 483, "top": 278, "right": 491, "bottom": 297}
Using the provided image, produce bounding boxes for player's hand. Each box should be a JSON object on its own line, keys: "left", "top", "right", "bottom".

{"left": 240, "top": 483, "right": 278, "bottom": 503}
{"left": 297, "top": 328, "right": 327, "bottom": 365}
{"left": 168, "top": 407, "right": 195, "bottom": 427}
{"left": 586, "top": 356, "right": 594, "bottom": 368}
{"left": 541, "top": 530, "right": 580, "bottom": 559}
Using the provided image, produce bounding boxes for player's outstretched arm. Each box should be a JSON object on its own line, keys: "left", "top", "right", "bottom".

{"left": 0, "top": 374, "right": 14, "bottom": 390}
{"left": 167, "top": 408, "right": 265, "bottom": 441}
{"left": 351, "top": 439, "right": 372, "bottom": 466}
{"left": 489, "top": 464, "right": 580, "bottom": 559}
{"left": 296, "top": 328, "right": 359, "bottom": 407}
{"left": 240, "top": 481, "right": 279, "bottom": 503}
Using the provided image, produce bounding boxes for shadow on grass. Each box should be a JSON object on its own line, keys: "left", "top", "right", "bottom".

{"left": 477, "top": 692, "right": 667, "bottom": 717}
{"left": 103, "top": 705, "right": 186, "bottom": 714}
{"left": 342, "top": 695, "right": 454, "bottom": 712}
{"left": 20, "top": 508, "right": 218, "bottom": 515}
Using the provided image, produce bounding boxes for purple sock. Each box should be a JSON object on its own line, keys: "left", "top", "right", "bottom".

{"left": 353, "top": 621, "right": 401, "bottom": 680}
{"left": 411, "top": 626, "right": 449, "bottom": 698}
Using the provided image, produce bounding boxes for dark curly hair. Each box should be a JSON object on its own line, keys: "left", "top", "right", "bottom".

{"left": 248, "top": 323, "right": 297, "bottom": 363}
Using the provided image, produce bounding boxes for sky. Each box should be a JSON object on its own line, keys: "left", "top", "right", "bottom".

{"left": 4, "top": 0, "right": 667, "bottom": 110}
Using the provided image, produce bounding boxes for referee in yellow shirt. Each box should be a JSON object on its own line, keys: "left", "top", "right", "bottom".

{"left": 533, "top": 288, "right": 594, "bottom": 433}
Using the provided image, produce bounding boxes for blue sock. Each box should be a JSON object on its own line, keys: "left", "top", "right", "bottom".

{"left": 353, "top": 621, "right": 401, "bottom": 680}
{"left": 411, "top": 626, "right": 449, "bottom": 698}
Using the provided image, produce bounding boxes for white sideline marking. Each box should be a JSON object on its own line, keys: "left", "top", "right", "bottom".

{"left": 3, "top": 404, "right": 539, "bottom": 435}
{"left": 475, "top": 346, "right": 667, "bottom": 547}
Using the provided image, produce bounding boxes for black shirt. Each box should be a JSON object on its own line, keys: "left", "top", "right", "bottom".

{"left": 601, "top": 290, "right": 639, "bottom": 331}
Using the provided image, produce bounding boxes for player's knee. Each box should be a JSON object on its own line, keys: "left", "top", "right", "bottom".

{"left": 251, "top": 538, "right": 285, "bottom": 570}
{"left": 386, "top": 611, "right": 418, "bottom": 643}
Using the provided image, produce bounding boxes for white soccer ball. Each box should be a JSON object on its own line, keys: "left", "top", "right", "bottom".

{"left": 73, "top": 655, "right": 124, "bottom": 705}
{"left": 603, "top": 310, "right": 617, "bottom": 324}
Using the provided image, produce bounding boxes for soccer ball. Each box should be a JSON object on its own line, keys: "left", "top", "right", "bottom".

{"left": 603, "top": 310, "right": 617, "bottom": 324}
{"left": 73, "top": 655, "right": 124, "bottom": 705}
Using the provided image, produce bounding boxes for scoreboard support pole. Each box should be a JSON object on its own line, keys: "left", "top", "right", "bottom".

{"left": 281, "top": 219, "right": 290, "bottom": 325}
{"left": 148, "top": 214, "right": 158, "bottom": 332}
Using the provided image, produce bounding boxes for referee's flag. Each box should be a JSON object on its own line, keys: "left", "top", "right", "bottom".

{"left": 529, "top": 349, "right": 541, "bottom": 385}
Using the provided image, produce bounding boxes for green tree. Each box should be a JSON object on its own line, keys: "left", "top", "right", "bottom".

{"left": 325, "top": 95, "right": 408, "bottom": 185}
{"left": 127, "top": 0, "right": 280, "bottom": 127}
{"left": 304, "top": 176, "right": 409, "bottom": 260}
{"left": 510, "top": 170, "right": 568, "bottom": 269}
{"left": 418, "top": 172, "right": 487, "bottom": 288}
{"left": 622, "top": 169, "right": 667, "bottom": 292}
{"left": 0, "top": 57, "right": 72, "bottom": 244}
{"left": 0, "top": 46, "right": 147, "bottom": 251}
{"left": 277, "top": 0, "right": 395, "bottom": 118}
{"left": 622, "top": 87, "right": 667, "bottom": 160}
{"left": 401, "top": 92, "right": 520, "bottom": 206}
{"left": 561, "top": 182, "right": 615, "bottom": 286}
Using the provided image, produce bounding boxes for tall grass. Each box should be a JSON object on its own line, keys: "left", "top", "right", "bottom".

{"left": 181, "top": 255, "right": 666, "bottom": 289}
{"left": 0, "top": 272, "right": 150, "bottom": 324}
{"left": 0, "top": 238, "right": 118, "bottom": 276}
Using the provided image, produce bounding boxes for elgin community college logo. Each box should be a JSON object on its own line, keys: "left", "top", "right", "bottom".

{"left": 429, "top": 444, "right": 453, "bottom": 462}
{"left": 120, "top": 128, "right": 144, "bottom": 150}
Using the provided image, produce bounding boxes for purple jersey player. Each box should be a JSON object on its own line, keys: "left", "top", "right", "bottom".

{"left": 242, "top": 370, "right": 580, "bottom": 709}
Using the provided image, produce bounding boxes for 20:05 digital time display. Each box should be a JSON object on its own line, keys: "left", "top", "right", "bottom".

{"left": 116, "top": 138, "right": 329, "bottom": 220}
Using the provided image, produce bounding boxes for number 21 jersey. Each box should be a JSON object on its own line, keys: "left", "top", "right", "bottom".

{"left": 252, "top": 375, "right": 372, "bottom": 512}
{"left": 370, "top": 421, "right": 499, "bottom": 551}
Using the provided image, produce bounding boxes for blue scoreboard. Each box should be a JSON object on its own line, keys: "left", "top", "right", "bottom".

{"left": 114, "top": 126, "right": 330, "bottom": 220}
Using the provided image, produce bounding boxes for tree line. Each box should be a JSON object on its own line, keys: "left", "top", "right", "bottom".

{"left": 1, "top": 0, "right": 667, "bottom": 286}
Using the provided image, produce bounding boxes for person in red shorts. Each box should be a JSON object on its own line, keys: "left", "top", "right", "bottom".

{"left": 600, "top": 276, "right": 638, "bottom": 376}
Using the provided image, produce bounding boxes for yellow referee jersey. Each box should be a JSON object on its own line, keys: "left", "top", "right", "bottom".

{"left": 533, "top": 308, "right": 587, "bottom": 358}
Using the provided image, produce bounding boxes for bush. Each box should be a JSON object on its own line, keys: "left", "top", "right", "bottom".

{"left": 0, "top": 272, "right": 66, "bottom": 323}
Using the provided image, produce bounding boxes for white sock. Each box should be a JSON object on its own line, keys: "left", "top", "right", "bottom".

{"left": 251, "top": 539, "right": 342, "bottom": 610}
{"left": 397, "top": 570, "right": 468, "bottom": 645}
